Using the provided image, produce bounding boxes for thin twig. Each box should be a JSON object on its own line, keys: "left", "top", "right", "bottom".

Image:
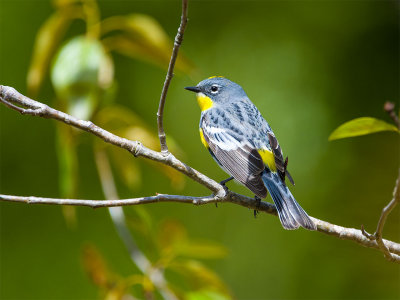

{"left": 361, "top": 170, "right": 400, "bottom": 262}
{"left": 157, "top": 0, "right": 188, "bottom": 154}
{"left": 1, "top": 85, "right": 400, "bottom": 263}
{"left": 384, "top": 101, "right": 400, "bottom": 129}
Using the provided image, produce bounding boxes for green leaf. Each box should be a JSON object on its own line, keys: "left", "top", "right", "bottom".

{"left": 51, "top": 36, "right": 114, "bottom": 120}
{"left": 329, "top": 117, "right": 399, "bottom": 141}
{"left": 100, "top": 14, "right": 193, "bottom": 73}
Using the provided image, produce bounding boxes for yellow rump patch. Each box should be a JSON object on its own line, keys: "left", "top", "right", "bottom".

{"left": 199, "top": 129, "right": 209, "bottom": 148}
{"left": 207, "top": 76, "right": 224, "bottom": 79}
{"left": 258, "top": 149, "right": 277, "bottom": 172}
{"left": 197, "top": 94, "right": 213, "bottom": 111}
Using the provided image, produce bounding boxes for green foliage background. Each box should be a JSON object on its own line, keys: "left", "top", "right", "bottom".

{"left": 0, "top": 0, "right": 399, "bottom": 299}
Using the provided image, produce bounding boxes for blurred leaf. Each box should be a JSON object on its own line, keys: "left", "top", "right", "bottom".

{"left": 52, "top": 0, "right": 80, "bottom": 8}
{"left": 329, "top": 117, "right": 399, "bottom": 141}
{"left": 82, "top": 244, "right": 111, "bottom": 288}
{"left": 127, "top": 206, "right": 154, "bottom": 234}
{"left": 51, "top": 36, "right": 114, "bottom": 119}
{"left": 27, "top": 7, "right": 84, "bottom": 96}
{"left": 186, "top": 290, "right": 232, "bottom": 300}
{"left": 56, "top": 125, "right": 78, "bottom": 227}
{"left": 177, "top": 241, "right": 228, "bottom": 260}
{"left": 101, "top": 14, "right": 193, "bottom": 73}
{"left": 157, "top": 220, "right": 187, "bottom": 250}
{"left": 82, "top": 244, "right": 141, "bottom": 300}
{"left": 109, "top": 147, "right": 142, "bottom": 189}
{"left": 95, "top": 106, "right": 185, "bottom": 189}
{"left": 169, "top": 260, "right": 231, "bottom": 298}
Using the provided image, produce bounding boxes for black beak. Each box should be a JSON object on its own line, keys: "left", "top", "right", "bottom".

{"left": 184, "top": 86, "right": 201, "bottom": 93}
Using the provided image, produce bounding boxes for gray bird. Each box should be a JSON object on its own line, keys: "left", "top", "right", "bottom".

{"left": 185, "top": 77, "right": 316, "bottom": 230}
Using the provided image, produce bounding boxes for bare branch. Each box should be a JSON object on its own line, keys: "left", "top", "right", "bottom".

{"left": 157, "top": 0, "right": 189, "bottom": 153}
{"left": 0, "top": 85, "right": 224, "bottom": 196}
{"left": 1, "top": 192, "right": 400, "bottom": 262}
{"left": 1, "top": 85, "right": 400, "bottom": 263}
{"left": 361, "top": 170, "right": 400, "bottom": 262}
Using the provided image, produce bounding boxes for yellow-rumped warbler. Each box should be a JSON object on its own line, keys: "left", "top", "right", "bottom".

{"left": 185, "top": 77, "right": 316, "bottom": 230}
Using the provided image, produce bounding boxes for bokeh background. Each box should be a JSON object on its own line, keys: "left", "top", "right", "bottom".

{"left": 1, "top": 0, "right": 399, "bottom": 299}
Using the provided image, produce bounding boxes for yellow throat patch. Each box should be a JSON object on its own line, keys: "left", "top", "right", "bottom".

{"left": 196, "top": 93, "right": 213, "bottom": 111}
{"left": 258, "top": 149, "right": 277, "bottom": 172}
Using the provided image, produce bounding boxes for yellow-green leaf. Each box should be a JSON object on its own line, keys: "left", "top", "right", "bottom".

{"left": 169, "top": 260, "right": 231, "bottom": 297}
{"left": 186, "top": 290, "right": 232, "bottom": 300}
{"left": 100, "top": 14, "right": 193, "bottom": 73}
{"left": 329, "top": 117, "right": 399, "bottom": 141}
{"left": 177, "top": 241, "right": 228, "bottom": 259}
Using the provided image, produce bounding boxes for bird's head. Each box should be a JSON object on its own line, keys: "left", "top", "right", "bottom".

{"left": 185, "top": 77, "right": 246, "bottom": 111}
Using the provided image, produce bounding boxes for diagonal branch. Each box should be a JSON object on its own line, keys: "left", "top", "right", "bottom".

{"left": 0, "top": 85, "right": 224, "bottom": 196}
{"left": 157, "top": 0, "right": 188, "bottom": 154}
{"left": 1, "top": 86, "right": 400, "bottom": 263}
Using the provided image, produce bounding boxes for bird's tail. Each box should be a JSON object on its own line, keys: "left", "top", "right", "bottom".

{"left": 262, "top": 170, "right": 316, "bottom": 230}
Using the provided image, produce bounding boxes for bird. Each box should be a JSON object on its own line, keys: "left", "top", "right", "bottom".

{"left": 185, "top": 77, "right": 316, "bottom": 230}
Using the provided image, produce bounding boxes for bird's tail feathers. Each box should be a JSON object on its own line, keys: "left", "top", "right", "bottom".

{"left": 262, "top": 171, "right": 316, "bottom": 230}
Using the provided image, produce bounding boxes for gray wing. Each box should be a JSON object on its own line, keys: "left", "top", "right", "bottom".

{"left": 231, "top": 101, "right": 295, "bottom": 185}
{"left": 201, "top": 114, "right": 268, "bottom": 198}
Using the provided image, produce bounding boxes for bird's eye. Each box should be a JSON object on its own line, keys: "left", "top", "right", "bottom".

{"left": 211, "top": 85, "right": 219, "bottom": 93}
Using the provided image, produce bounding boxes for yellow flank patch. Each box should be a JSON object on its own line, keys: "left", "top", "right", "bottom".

{"left": 258, "top": 149, "right": 277, "bottom": 172}
{"left": 199, "top": 128, "right": 209, "bottom": 148}
{"left": 197, "top": 94, "right": 213, "bottom": 111}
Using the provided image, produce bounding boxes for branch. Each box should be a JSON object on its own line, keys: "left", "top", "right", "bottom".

{"left": 0, "top": 85, "right": 223, "bottom": 196}
{"left": 361, "top": 170, "right": 400, "bottom": 262}
{"left": 157, "top": 0, "right": 188, "bottom": 153}
{"left": 1, "top": 86, "right": 400, "bottom": 263}
{"left": 1, "top": 191, "right": 400, "bottom": 261}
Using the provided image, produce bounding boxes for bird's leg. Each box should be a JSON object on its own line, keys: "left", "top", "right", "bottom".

{"left": 254, "top": 195, "right": 261, "bottom": 218}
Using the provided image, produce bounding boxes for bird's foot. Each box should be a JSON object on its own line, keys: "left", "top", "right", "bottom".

{"left": 215, "top": 177, "right": 234, "bottom": 208}
{"left": 220, "top": 176, "right": 234, "bottom": 186}
{"left": 219, "top": 176, "right": 233, "bottom": 196}
{"left": 254, "top": 195, "right": 261, "bottom": 218}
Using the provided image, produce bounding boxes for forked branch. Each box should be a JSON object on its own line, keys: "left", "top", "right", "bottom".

{"left": 1, "top": 85, "right": 400, "bottom": 263}
{"left": 360, "top": 101, "right": 400, "bottom": 262}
